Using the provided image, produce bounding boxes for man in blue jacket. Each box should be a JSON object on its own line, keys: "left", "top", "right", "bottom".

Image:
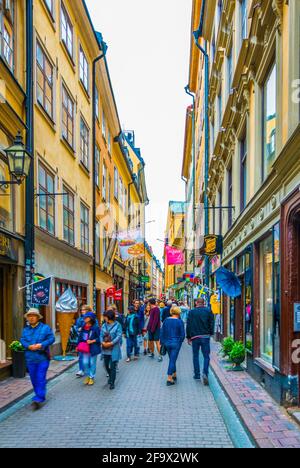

{"left": 20, "top": 308, "right": 55, "bottom": 410}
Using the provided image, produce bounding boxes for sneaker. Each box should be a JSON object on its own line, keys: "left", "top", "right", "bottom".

{"left": 143, "top": 350, "right": 147, "bottom": 356}
{"left": 148, "top": 353, "right": 154, "bottom": 359}
{"left": 76, "top": 370, "right": 84, "bottom": 378}
{"left": 110, "top": 384, "right": 115, "bottom": 390}
{"left": 134, "top": 356, "right": 139, "bottom": 361}
{"left": 88, "top": 378, "right": 95, "bottom": 386}
{"left": 83, "top": 377, "right": 90, "bottom": 385}
{"left": 31, "top": 401, "right": 42, "bottom": 411}
{"left": 203, "top": 375, "right": 209, "bottom": 386}
{"left": 126, "top": 358, "right": 131, "bottom": 363}
{"left": 158, "top": 356, "right": 163, "bottom": 362}
{"left": 166, "top": 380, "right": 175, "bottom": 387}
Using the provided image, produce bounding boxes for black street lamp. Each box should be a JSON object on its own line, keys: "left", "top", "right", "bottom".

{"left": 3, "top": 131, "right": 32, "bottom": 187}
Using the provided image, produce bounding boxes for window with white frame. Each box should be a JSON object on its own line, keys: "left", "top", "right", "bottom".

{"left": 80, "top": 203, "right": 89, "bottom": 253}
{"left": 79, "top": 46, "right": 89, "bottom": 92}
{"left": 262, "top": 62, "right": 277, "bottom": 180}
{"left": 61, "top": 3, "right": 73, "bottom": 58}
{"left": 107, "top": 128, "right": 112, "bottom": 153}
{"left": 95, "top": 222, "right": 100, "bottom": 265}
{"left": 114, "top": 167, "right": 118, "bottom": 200}
{"left": 44, "top": 0, "right": 54, "bottom": 17}
{"left": 241, "top": 0, "right": 248, "bottom": 40}
{"left": 95, "top": 146, "right": 100, "bottom": 187}
{"left": 62, "top": 84, "right": 75, "bottom": 148}
{"left": 63, "top": 187, "right": 75, "bottom": 246}
{"left": 0, "top": 1, "right": 14, "bottom": 70}
{"left": 102, "top": 110, "right": 106, "bottom": 138}
{"left": 95, "top": 87, "right": 99, "bottom": 120}
{"left": 36, "top": 41, "right": 54, "bottom": 119}
{"left": 80, "top": 117, "right": 89, "bottom": 169}
{"left": 102, "top": 163, "right": 107, "bottom": 201}
{"left": 39, "top": 163, "right": 55, "bottom": 235}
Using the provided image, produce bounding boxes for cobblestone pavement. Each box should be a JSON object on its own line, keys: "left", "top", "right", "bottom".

{"left": 0, "top": 343, "right": 234, "bottom": 448}
{"left": 211, "top": 344, "right": 300, "bottom": 448}
{"left": 0, "top": 359, "right": 78, "bottom": 413}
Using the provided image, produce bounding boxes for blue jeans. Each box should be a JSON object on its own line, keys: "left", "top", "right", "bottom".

{"left": 192, "top": 337, "right": 211, "bottom": 377}
{"left": 78, "top": 352, "right": 84, "bottom": 372}
{"left": 166, "top": 342, "right": 181, "bottom": 377}
{"left": 82, "top": 354, "right": 98, "bottom": 379}
{"left": 126, "top": 336, "right": 139, "bottom": 359}
{"left": 27, "top": 360, "right": 50, "bottom": 403}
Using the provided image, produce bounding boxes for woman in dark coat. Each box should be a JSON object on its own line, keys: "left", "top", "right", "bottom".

{"left": 160, "top": 306, "right": 185, "bottom": 386}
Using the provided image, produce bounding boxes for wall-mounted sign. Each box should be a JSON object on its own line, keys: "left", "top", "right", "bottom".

{"left": 200, "top": 235, "right": 223, "bottom": 257}
{"left": 0, "top": 233, "right": 18, "bottom": 262}
{"left": 140, "top": 275, "right": 150, "bottom": 283}
{"left": 294, "top": 303, "right": 300, "bottom": 333}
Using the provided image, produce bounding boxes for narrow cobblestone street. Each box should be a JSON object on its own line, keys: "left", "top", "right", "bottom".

{"left": 0, "top": 344, "right": 235, "bottom": 449}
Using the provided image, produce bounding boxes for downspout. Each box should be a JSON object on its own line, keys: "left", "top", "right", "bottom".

{"left": 185, "top": 86, "right": 196, "bottom": 307}
{"left": 25, "top": 0, "right": 34, "bottom": 310}
{"left": 92, "top": 46, "right": 107, "bottom": 311}
{"left": 193, "top": 22, "right": 210, "bottom": 287}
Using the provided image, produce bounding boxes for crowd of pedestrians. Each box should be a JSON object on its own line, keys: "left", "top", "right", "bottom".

{"left": 20, "top": 296, "right": 215, "bottom": 410}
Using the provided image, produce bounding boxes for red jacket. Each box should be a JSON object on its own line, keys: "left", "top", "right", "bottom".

{"left": 147, "top": 307, "right": 161, "bottom": 334}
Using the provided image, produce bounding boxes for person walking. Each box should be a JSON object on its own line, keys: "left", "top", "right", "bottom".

{"left": 77, "top": 312, "right": 101, "bottom": 386}
{"left": 100, "top": 310, "right": 122, "bottom": 390}
{"left": 142, "top": 302, "right": 151, "bottom": 355}
{"left": 179, "top": 301, "right": 190, "bottom": 324}
{"left": 147, "top": 298, "right": 162, "bottom": 362}
{"left": 160, "top": 306, "right": 185, "bottom": 386}
{"left": 186, "top": 298, "right": 215, "bottom": 386}
{"left": 75, "top": 305, "right": 99, "bottom": 378}
{"left": 161, "top": 300, "right": 173, "bottom": 323}
{"left": 124, "top": 306, "right": 141, "bottom": 362}
{"left": 20, "top": 308, "right": 55, "bottom": 410}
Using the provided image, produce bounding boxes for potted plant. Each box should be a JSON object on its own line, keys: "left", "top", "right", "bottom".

{"left": 229, "top": 341, "right": 246, "bottom": 371}
{"left": 9, "top": 341, "right": 26, "bottom": 378}
{"left": 221, "top": 337, "right": 235, "bottom": 359}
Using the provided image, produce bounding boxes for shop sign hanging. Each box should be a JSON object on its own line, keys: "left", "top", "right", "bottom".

{"left": 200, "top": 235, "right": 223, "bottom": 257}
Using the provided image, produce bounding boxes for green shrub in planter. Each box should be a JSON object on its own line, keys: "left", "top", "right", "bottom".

{"left": 221, "top": 337, "right": 235, "bottom": 358}
{"left": 9, "top": 341, "right": 26, "bottom": 379}
{"left": 229, "top": 341, "right": 246, "bottom": 371}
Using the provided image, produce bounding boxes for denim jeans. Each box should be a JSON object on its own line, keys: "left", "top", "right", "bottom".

{"left": 192, "top": 337, "right": 211, "bottom": 377}
{"left": 27, "top": 360, "right": 50, "bottom": 403}
{"left": 126, "top": 335, "right": 139, "bottom": 359}
{"left": 78, "top": 352, "right": 84, "bottom": 372}
{"left": 82, "top": 354, "right": 98, "bottom": 379}
{"left": 103, "top": 355, "right": 117, "bottom": 385}
{"left": 166, "top": 342, "right": 181, "bottom": 377}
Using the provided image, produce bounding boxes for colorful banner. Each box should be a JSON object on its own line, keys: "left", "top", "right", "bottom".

{"left": 106, "top": 286, "right": 116, "bottom": 298}
{"left": 166, "top": 246, "right": 184, "bottom": 265}
{"left": 31, "top": 277, "right": 51, "bottom": 306}
{"left": 117, "top": 229, "right": 144, "bottom": 261}
{"left": 114, "top": 289, "right": 123, "bottom": 302}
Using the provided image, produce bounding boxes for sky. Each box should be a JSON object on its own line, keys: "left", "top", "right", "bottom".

{"left": 86, "top": 0, "right": 193, "bottom": 263}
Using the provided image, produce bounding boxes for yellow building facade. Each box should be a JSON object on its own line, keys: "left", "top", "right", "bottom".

{"left": 0, "top": 0, "right": 27, "bottom": 372}
{"left": 164, "top": 201, "right": 185, "bottom": 300}
{"left": 186, "top": 0, "right": 300, "bottom": 405}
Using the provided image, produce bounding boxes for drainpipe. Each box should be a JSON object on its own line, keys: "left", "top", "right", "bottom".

{"left": 25, "top": 0, "right": 34, "bottom": 310}
{"left": 193, "top": 28, "right": 210, "bottom": 288}
{"left": 184, "top": 86, "right": 196, "bottom": 307}
{"left": 92, "top": 44, "right": 107, "bottom": 311}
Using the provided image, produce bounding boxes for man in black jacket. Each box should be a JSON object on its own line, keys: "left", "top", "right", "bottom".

{"left": 161, "top": 300, "right": 173, "bottom": 323}
{"left": 186, "top": 298, "right": 215, "bottom": 386}
{"left": 123, "top": 306, "right": 141, "bottom": 362}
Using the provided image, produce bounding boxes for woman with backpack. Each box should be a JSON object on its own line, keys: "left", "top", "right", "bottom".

{"left": 100, "top": 309, "right": 123, "bottom": 390}
{"left": 77, "top": 312, "right": 101, "bottom": 386}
